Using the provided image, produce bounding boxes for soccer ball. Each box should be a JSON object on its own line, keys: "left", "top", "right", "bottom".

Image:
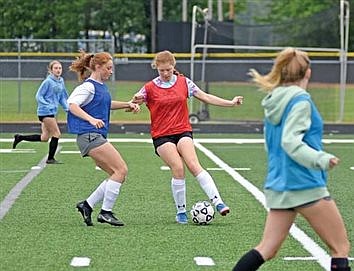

{"left": 190, "top": 201, "right": 215, "bottom": 225}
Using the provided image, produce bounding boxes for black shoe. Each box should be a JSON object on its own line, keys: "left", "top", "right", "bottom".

{"left": 76, "top": 201, "right": 93, "bottom": 226}
{"left": 46, "top": 159, "right": 63, "bottom": 164}
{"left": 13, "top": 134, "right": 22, "bottom": 149}
{"left": 97, "top": 211, "right": 124, "bottom": 226}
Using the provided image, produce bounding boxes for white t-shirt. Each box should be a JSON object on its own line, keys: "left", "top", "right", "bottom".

{"left": 67, "top": 78, "right": 104, "bottom": 106}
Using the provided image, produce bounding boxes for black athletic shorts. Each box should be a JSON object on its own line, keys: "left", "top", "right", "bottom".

{"left": 152, "top": 131, "right": 193, "bottom": 155}
{"left": 38, "top": 115, "right": 55, "bottom": 122}
{"left": 273, "top": 196, "right": 332, "bottom": 211}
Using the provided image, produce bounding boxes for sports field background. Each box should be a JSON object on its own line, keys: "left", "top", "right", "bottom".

{"left": 0, "top": 133, "right": 353, "bottom": 270}
{"left": 1, "top": 80, "right": 354, "bottom": 123}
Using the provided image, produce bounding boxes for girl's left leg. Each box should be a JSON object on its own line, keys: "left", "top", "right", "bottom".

{"left": 298, "top": 198, "right": 351, "bottom": 271}
{"left": 42, "top": 118, "right": 61, "bottom": 163}
{"left": 88, "top": 142, "right": 127, "bottom": 226}
{"left": 177, "top": 137, "right": 229, "bottom": 215}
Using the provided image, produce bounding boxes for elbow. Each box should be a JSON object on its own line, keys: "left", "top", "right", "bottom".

{"left": 281, "top": 139, "right": 292, "bottom": 152}
{"left": 68, "top": 103, "right": 77, "bottom": 112}
{"left": 281, "top": 140, "right": 299, "bottom": 158}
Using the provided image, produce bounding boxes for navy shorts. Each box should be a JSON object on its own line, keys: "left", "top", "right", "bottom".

{"left": 152, "top": 131, "right": 193, "bottom": 155}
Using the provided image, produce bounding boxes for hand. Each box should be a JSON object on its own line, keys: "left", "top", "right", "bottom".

{"left": 132, "top": 94, "right": 145, "bottom": 105}
{"left": 329, "top": 157, "right": 340, "bottom": 169}
{"left": 125, "top": 102, "right": 141, "bottom": 113}
{"left": 232, "top": 96, "right": 244, "bottom": 106}
{"left": 89, "top": 118, "right": 105, "bottom": 129}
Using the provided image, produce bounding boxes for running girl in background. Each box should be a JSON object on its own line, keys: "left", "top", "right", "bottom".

{"left": 12, "top": 60, "right": 68, "bottom": 164}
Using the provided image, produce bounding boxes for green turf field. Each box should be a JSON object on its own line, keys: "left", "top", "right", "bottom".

{"left": 1, "top": 80, "right": 354, "bottom": 123}
{"left": 0, "top": 133, "right": 353, "bottom": 270}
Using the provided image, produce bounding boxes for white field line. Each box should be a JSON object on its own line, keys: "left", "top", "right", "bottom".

{"left": 0, "top": 156, "right": 48, "bottom": 220}
{"left": 1, "top": 138, "right": 354, "bottom": 144}
{"left": 284, "top": 257, "right": 354, "bottom": 261}
{"left": 194, "top": 142, "right": 331, "bottom": 271}
{"left": 193, "top": 256, "right": 215, "bottom": 266}
{"left": 70, "top": 257, "right": 91, "bottom": 267}
{"left": 0, "top": 147, "right": 62, "bottom": 221}
{"left": 0, "top": 149, "right": 36, "bottom": 153}
{"left": 160, "top": 165, "right": 250, "bottom": 171}
{"left": 0, "top": 136, "right": 352, "bottom": 269}
{"left": 0, "top": 170, "right": 29, "bottom": 173}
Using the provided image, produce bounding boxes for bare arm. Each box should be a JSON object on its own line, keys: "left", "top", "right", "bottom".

{"left": 193, "top": 88, "right": 243, "bottom": 107}
{"left": 69, "top": 103, "right": 105, "bottom": 129}
{"left": 111, "top": 100, "right": 140, "bottom": 113}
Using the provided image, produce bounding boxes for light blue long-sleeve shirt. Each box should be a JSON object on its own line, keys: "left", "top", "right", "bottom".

{"left": 36, "top": 74, "right": 68, "bottom": 116}
{"left": 262, "top": 85, "right": 335, "bottom": 192}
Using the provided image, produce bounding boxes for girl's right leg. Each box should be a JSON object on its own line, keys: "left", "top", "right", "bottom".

{"left": 233, "top": 209, "right": 296, "bottom": 271}
{"left": 12, "top": 116, "right": 51, "bottom": 149}
{"left": 12, "top": 134, "right": 41, "bottom": 149}
{"left": 157, "top": 142, "right": 188, "bottom": 224}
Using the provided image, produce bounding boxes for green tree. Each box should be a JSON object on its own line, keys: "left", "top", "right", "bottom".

{"left": 92, "top": 0, "right": 147, "bottom": 53}
{"left": 0, "top": 0, "right": 149, "bottom": 52}
{"left": 159, "top": 0, "right": 247, "bottom": 22}
{"left": 255, "top": 0, "right": 342, "bottom": 48}
{"left": 0, "top": 0, "right": 81, "bottom": 39}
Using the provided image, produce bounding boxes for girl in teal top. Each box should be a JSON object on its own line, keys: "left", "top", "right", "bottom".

{"left": 232, "top": 48, "right": 351, "bottom": 271}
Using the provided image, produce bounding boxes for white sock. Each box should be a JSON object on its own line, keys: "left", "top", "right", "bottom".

{"left": 196, "top": 170, "right": 223, "bottom": 206}
{"left": 86, "top": 180, "right": 107, "bottom": 208}
{"left": 102, "top": 179, "right": 122, "bottom": 212}
{"left": 171, "top": 178, "right": 186, "bottom": 214}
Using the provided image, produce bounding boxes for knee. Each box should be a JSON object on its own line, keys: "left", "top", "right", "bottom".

{"left": 116, "top": 164, "right": 128, "bottom": 182}
{"left": 187, "top": 162, "right": 202, "bottom": 176}
{"left": 53, "top": 131, "right": 61, "bottom": 138}
{"left": 41, "top": 136, "right": 49, "bottom": 142}
{"left": 171, "top": 165, "right": 185, "bottom": 178}
{"left": 122, "top": 165, "right": 128, "bottom": 178}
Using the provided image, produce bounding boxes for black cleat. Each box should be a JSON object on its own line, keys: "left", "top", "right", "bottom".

{"left": 76, "top": 201, "right": 93, "bottom": 226}
{"left": 13, "top": 134, "right": 22, "bottom": 149}
{"left": 46, "top": 159, "right": 63, "bottom": 164}
{"left": 97, "top": 211, "right": 124, "bottom": 226}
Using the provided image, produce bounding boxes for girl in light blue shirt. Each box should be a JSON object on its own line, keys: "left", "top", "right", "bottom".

{"left": 12, "top": 60, "right": 68, "bottom": 164}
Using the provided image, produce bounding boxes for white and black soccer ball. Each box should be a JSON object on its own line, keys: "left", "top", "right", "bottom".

{"left": 190, "top": 201, "right": 215, "bottom": 225}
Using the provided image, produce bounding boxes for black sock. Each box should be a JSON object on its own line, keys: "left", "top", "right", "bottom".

{"left": 84, "top": 201, "right": 92, "bottom": 211}
{"left": 331, "top": 258, "right": 351, "bottom": 271}
{"left": 21, "top": 134, "right": 41, "bottom": 142}
{"left": 48, "top": 137, "right": 59, "bottom": 160}
{"left": 233, "top": 249, "right": 265, "bottom": 271}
